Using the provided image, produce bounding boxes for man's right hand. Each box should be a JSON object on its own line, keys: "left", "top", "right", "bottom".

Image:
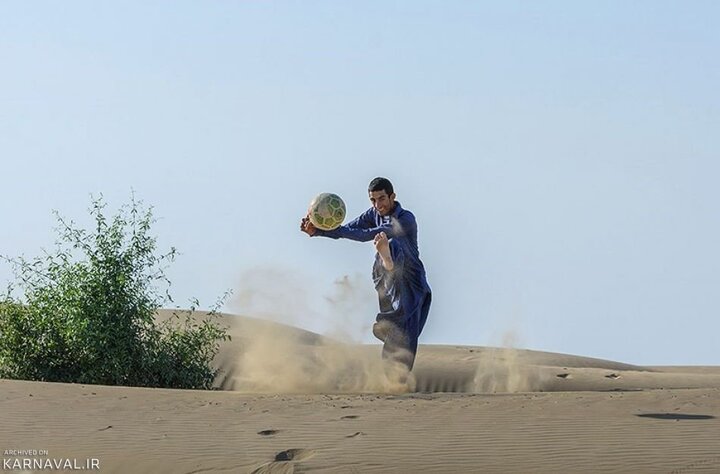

{"left": 300, "top": 215, "right": 317, "bottom": 236}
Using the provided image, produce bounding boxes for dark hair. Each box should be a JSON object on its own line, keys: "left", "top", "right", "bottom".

{"left": 368, "top": 177, "right": 394, "bottom": 196}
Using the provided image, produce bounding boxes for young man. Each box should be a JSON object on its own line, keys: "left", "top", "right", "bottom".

{"left": 300, "top": 177, "right": 432, "bottom": 372}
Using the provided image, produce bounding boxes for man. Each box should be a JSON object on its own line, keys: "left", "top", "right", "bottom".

{"left": 300, "top": 177, "right": 432, "bottom": 372}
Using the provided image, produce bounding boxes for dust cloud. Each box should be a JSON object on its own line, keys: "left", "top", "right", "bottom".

{"left": 226, "top": 265, "right": 414, "bottom": 393}
{"left": 472, "top": 330, "right": 548, "bottom": 393}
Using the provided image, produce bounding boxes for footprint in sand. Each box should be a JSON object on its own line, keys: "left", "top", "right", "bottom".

{"left": 274, "top": 449, "right": 315, "bottom": 462}
{"left": 251, "top": 449, "right": 315, "bottom": 474}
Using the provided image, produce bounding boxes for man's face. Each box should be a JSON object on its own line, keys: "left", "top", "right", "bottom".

{"left": 369, "top": 190, "right": 396, "bottom": 216}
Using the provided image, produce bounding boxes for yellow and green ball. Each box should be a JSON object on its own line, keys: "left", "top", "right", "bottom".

{"left": 308, "top": 193, "right": 346, "bottom": 231}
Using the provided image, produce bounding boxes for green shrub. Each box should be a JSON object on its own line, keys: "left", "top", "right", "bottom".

{"left": 0, "top": 195, "right": 229, "bottom": 389}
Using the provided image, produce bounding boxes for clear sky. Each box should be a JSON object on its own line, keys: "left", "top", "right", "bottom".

{"left": 1, "top": 1, "right": 718, "bottom": 365}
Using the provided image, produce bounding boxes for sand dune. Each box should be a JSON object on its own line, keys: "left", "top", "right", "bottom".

{"left": 1, "top": 310, "right": 718, "bottom": 473}
{"left": 158, "top": 310, "right": 720, "bottom": 395}
{"left": 2, "top": 380, "right": 719, "bottom": 473}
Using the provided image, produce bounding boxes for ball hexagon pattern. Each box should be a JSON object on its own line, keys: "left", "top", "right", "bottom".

{"left": 308, "top": 193, "right": 346, "bottom": 231}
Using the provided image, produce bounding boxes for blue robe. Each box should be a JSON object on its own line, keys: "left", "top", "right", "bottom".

{"left": 314, "top": 201, "right": 432, "bottom": 370}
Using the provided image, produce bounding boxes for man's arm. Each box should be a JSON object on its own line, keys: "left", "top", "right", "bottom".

{"left": 301, "top": 208, "right": 376, "bottom": 239}
{"left": 316, "top": 224, "right": 387, "bottom": 242}
{"left": 345, "top": 208, "right": 375, "bottom": 229}
{"left": 317, "top": 211, "right": 416, "bottom": 242}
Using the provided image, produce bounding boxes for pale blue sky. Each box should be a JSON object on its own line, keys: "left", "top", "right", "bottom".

{"left": 1, "top": 2, "right": 718, "bottom": 365}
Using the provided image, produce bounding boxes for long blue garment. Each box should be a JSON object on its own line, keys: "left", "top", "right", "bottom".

{"left": 314, "top": 202, "right": 432, "bottom": 370}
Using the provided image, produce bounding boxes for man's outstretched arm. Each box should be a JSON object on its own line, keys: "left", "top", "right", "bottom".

{"left": 301, "top": 208, "right": 383, "bottom": 242}
{"left": 300, "top": 213, "right": 375, "bottom": 238}
{"left": 316, "top": 211, "right": 416, "bottom": 242}
{"left": 314, "top": 224, "right": 386, "bottom": 242}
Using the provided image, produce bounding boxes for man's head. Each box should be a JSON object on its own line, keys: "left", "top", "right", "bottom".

{"left": 368, "top": 177, "right": 396, "bottom": 216}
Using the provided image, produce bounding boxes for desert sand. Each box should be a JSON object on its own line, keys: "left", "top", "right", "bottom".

{"left": 2, "top": 310, "right": 719, "bottom": 473}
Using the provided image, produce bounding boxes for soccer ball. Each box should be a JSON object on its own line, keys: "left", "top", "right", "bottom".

{"left": 308, "top": 193, "right": 346, "bottom": 231}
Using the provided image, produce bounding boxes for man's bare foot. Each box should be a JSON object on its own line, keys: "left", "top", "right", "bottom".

{"left": 373, "top": 232, "right": 394, "bottom": 271}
